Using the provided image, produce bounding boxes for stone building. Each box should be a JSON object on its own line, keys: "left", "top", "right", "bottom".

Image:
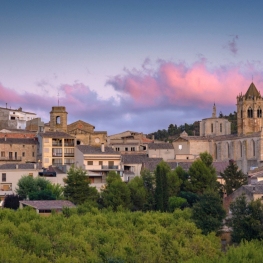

{"left": 173, "top": 82, "right": 263, "bottom": 173}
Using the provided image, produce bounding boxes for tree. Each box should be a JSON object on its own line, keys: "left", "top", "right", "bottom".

{"left": 229, "top": 195, "right": 263, "bottom": 243}
{"left": 141, "top": 169, "right": 155, "bottom": 210}
{"left": 101, "top": 171, "right": 131, "bottom": 210}
{"left": 128, "top": 176, "right": 147, "bottom": 211}
{"left": 64, "top": 166, "right": 98, "bottom": 205}
{"left": 175, "top": 166, "right": 189, "bottom": 191}
{"left": 220, "top": 160, "right": 247, "bottom": 195}
{"left": 47, "top": 183, "right": 64, "bottom": 199}
{"left": 154, "top": 161, "right": 170, "bottom": 211}
{"left": 168, "top": 196, "right": 187, "bottom": 212}
{"left": 3, "top": 194, "right": 21, "bottom": 210}
{"left": 167, "top": 169, "right": 182, "bottom": 198}
{"left": 192, "top": 192, "right": 226, "bottom": 235}
{"left": 186, "top": 159, "right": 217, "bottom": 194}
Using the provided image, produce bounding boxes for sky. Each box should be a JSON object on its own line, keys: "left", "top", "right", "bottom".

{"left": 1, "top": 0, "right": 263, "bottom": 135}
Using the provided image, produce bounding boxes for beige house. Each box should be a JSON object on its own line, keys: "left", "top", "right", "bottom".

{"left": 0, "top": 163, "right": 40, "bottom": 200}
{"left": 38, "top": 131, "right": 75, "bottom": 168}
{"left": 75, "top": 144, "right": 123, "bottom": 190}
{"left": 147, "top": 143, "right": 175, "bottom": 161}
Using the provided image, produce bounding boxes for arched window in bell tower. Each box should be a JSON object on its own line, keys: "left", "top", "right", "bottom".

{"left": 56, "top": 116, "right": 61, "bottom": 124}
{"left": 247, "top": 107, "right": 253, "bottom": 118}
{"left": 257, "top": 107, "right": 262, "bottom": 118}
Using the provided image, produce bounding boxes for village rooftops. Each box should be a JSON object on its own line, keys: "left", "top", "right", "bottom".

{"left": 0, "top": 138, "right": 38, "bottom": 144}
{"left": 122, "top": 154, "right": 149, "bottom": 164}
{"left": 148, "top": 143, "right": 174, "bottom": 150}
{"left": 77, "top": 145, "right": 118, "bottom": 155}
{"left": 19, "top": 200, "right": 76, "bottom": 210}
{"left": 0, "top": 106, "right": 36, "bottom": 115}
{"left": 38, "top": 131, "right": 75, "bottom": 139}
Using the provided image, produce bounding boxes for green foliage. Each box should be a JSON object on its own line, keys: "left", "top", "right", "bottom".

{"left": 167, "top": 169, "right": 182, "bottom": 197}
{"left": 101, "top": 171, "right": 131, "bottom": 211}
{"left": 179, "top": 191, "right": 199, "bottom": 207}
{"left": 3, "top": 194, "right": 21, "bottom": 210}
{"left": 175, "top": 166, "right": 189, "bottom": 191}
{"left": 128, "top": 176, "right": 147, "bottom": 211}
{"left": 141, "top": 169, "right": 155, "bottom": 211}
{"left": 229, "top": 195, "right": 263, "bottom": 243}
{"left": 29, "top": 189, "right": 56, "bottom": 200}
{"left": 154, "top": 161, "right": 170, "bottom": 211}
{"left": 64, "top": 166, "right": 99, "bottom": 205}
{"left": 168, "top": 196, "right": 187, "bottom": 212}
{"left": 0, "top": 208, "right": 222, "bottom": 262}
{"left": 192, "top": 192, "right": 226, "bottom": 235}
{"left": 46, "top": 183, "right": 64, "bottom": 200}
{"left": 186, "top": 158, "right": 217, "bottom": 194}
{"left": 220, "top": 160, "right": 247, "bottom": 195}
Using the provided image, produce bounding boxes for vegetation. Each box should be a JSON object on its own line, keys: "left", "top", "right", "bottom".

{"left": 220, "top": 160, "right": 247, "bottom": 195}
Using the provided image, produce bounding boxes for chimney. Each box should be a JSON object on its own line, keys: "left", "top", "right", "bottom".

{"left": 101, "top": 143, "right": 105, "bottom": 152}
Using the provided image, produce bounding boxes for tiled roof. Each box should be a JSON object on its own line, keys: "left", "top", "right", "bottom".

{"left": 245, "top": 82, "right": 261, "bottom": 99}
{"left": 142, "top": 158, "right": 163, "bottom": 172}
{"left": 243, "top": 184, "right": 263, "bottom": 194}
{"left": 0, "top": 163, "right": 37, "bottom": 170}
{"left": 77, "top": 145, "right": 118, "bottom": 155}
{"left": 122, "top": 154, "right": 149, "bottom": 164}
{"left": 39, "top": 131, "right": 75, "bottom": 139}
{"left": 19, "top": 200, "right": 76, "bottom": 210}
{"left": 0, "top": 138, "right": 38, "bottom": 144}
{"left": 148, "top": 143, "right": 174, "bottom": 150}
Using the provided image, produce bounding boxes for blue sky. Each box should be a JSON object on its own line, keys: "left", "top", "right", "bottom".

{"left": 1, "top": 0, "right": 263, "bottom": 134}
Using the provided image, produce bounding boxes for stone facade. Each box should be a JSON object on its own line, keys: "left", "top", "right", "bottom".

{"left": 49, "top": 106, "right": 68, "bottom": 133}
{"left": 237, "top": 82, "right": 263, "bottom": 135}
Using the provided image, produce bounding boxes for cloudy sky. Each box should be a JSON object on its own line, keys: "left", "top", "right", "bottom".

{"left": 1, "top": 0, "right": 263, "bottom": 135}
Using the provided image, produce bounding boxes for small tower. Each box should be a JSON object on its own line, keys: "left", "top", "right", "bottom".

{"left": 50, "top": 106, "right": 68, "bottom": 132}
{"left": 237, "top": 82, "right": 263, "bottom": 135}
{"left": 212, "top": 103, "right": 216, "bottom": 118}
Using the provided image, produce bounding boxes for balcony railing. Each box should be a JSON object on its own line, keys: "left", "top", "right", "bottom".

{"left": 0, "top": 157, "right": 22, "bottom": 161}
{"left": 85, "top": 165, "right": 120, "bottom": 170}
{"left": 52, "top": 143, "right": 62, "bottom": 147}
{"left": 102, "top": 165, "right": 119, "bottom": 169}
{"left": 52, "top": 153, "right": 62, "bottom": 157}
{"left": 64, "top": 153, "right": 74, "bottom": 157}
{"left": 64, "top": 143, "right": 74, "bottom": 147}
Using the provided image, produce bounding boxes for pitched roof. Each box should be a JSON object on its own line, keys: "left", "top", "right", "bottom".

{"left": 39, "top": 131, "right": 74, "bottom": 139}
{"left": 77, "top": 145, "right": 118, "bottom": 155}
{"left": 148, "top": 143, "right": 174, "bottom": 150}
{"left": 0, "top": 138, "right": 38, "bottom": 144}
{"left": 122, "top": 154, "right": 149, "bottom": 164}
{"left": 19, "top": 200, "right": 76, "bottom": 210}
{"left": 245, "top": 82, "right": 261, "bottom": 99}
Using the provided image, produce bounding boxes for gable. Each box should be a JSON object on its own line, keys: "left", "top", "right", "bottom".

{"left": 67, "top": 120, "right": 95, "bottom": 133}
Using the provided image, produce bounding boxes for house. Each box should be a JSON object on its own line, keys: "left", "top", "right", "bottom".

{"left": 19, "top": 200, "right": 76, "bottom": 215}
{"left": 38, "top": 131, "right": 75, "bottom": 168}
{"left": 75, "top": 144, "right": 123, "bottom": 190}
{"left": 0, "top": 163, "right": 40, "bottom": 200}
{"left": 0, "top": 137, "right": 38, "bottom": 164}
{"left": 0, "top": 105, "right": 37, "bottom": 130}
{"left": 147, "top": 143, "right": 174, "bottom": 161}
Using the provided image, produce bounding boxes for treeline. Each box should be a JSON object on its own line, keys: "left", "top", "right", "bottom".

{"left": 150, "top": 111, "right": 237, "bottom": 141}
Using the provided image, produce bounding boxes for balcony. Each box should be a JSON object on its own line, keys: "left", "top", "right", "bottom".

{"left": 64, "top": 143, "right": 74, "bottom": 147}
{"left": 0, "top": 157, "right": 22, "bottom": 161}
{"left": 85, "top": 165, "right": 120, "bottom": 171}
{"left": 64, "top": 153, "right": 74, "bottom": 157}
{"left": 52, "top": 153, "right": 62, "bottom": 157}
{"left": 0, "top": 183, "right": 12, "bottom": 191}
{"left": 102, "top": 165, "right": 119, "bottom": 169}
{"left": 52, "top": 142, "right": 62, "bottom": 147}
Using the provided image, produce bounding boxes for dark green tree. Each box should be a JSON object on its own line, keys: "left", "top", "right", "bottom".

{"left": 192, "top": 192, "right": 226, "bottom": 235}
{"left": 186, "top": 159, "right": 217, "bottom": 194}
{"left": 101, "top": 171, "right": 131, "bottom": 210}
{"left": 3, "top": 194, "right": 21, "bottom": 210}
{"left": 229, "top": 195, "right": 263, "bottom": 243}
{"left": 220, "top": 160, "right": 247, "bottom": 195}
{"left": 128, "top": 176, "right": 147, "bottom": 211}
{"left": 141, "top": 169, "right": 155, "bottom": 210}
{"left": 167, "top": 169, "right": 182, "bottom": 198}
{"left": 154, "top": 161, "right": 170, "bottom": 211}
{"left": 64, "top": 166, "right": 98, "bottom": 205}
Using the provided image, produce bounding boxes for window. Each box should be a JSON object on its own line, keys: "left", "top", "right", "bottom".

{"left": 23, "top": 145, "right": 25, "bottom": 148}
{"left": 52, "top": 148, "right": 62, "bottom": 157}
{"left": 241, "top": 110, "right": 243, "bottom": 118}
{"left": 1, "top": 152, "right": 5, "bottom": 157}
{"left": 99, "top": 161, "right": 103, "bottom": 165}
{"left": 252, "top": 140, "right": 256, "bottom": 157}
{"left": 10, "top": 116, "right": 15, "bottom": 120}
{"left": 248, "top": 107, "right": 253, "bottom": 118}
{"left": 87, "top": 161, "right": 93, "bottom": 165}
{"left": 32, "top": 152, "right": 35, "bottom": 157}
{"left": 220, "top": 123, "right": 222, "bottom": 132}
{"left": 64, "top": 148, "right": 74, "bottom": 157}
{"left": 2, "top": 173, "right": 6, "bottom": 182}
{"left": 227, "top": 143, "right": 230, "bottom": 158}
{"left": 56, "top": 116, "right": 61, "bottom": 124}
{"left": 22, "top": 152, "right": 25, "bottom": 157}
{"left": 115, "top": 147, "right": 120, "bottom": 151}
{"left": 178, "top": 145, "right": 182, "bottom": 150}
{"left": 131, "top": 147, "right": 135, "bottom": 151}
{"left": 240, "top": 142, "right": 243, "bottom": 157}
{"left": 258, "top": 107, "right": 262, "bottom": 118}
{"left": 211, "top": 123, "right": 213, "bottom": 133}
{"left": 125, "top": 147, "right": 128, "bottom": 151}
{"left": 28, "top": 173, "right": 33, "bottom": 177}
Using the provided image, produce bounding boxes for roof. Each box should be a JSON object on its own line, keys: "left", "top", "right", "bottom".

{"left": 148, "top": 143, "right": 174, "bottom": 150}
{"left": 242, "top": 184, "right": 263, "bottom": 194}
{"left": 245, "top": 82, "right": 261, "bottom": 99}
{"left": 122, "top": 154, "right": 149, "bottom": 164}
{"left": 0, "top": 138, "right": 38, "bottom": 144}
{"left": 0, "top": 163, "right": 37, "bottom": 170}
{"left": 142, "top": 158, "right": 163, "bottom": 172}
{"left": 67, "top": 120, "right": 95, "bottom": 129}
{"left": 19, "top": 200, "right": 76, "bottom": 210}
{"left": 0, "top": 106, "right": 36, "bottom": 115}
{"left": 39, "top": 131, "right": 75, "bottom": 139}
{"left": 77, "top": 145, "right": 118, "bottom": 155}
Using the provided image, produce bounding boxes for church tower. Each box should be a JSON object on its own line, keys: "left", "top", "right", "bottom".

{"left": 49, "top": 106, "right": 68, "bottom": 132}
{"left": 237, "top": 82, "right": 263, "bottom": 135}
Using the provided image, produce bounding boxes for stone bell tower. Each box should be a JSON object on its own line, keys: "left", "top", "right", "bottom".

{"left": 49, "top": 106, "right": 68, "bottom": 132}
{"left": 237, "top": 82, "right": 263, "bottom": 135}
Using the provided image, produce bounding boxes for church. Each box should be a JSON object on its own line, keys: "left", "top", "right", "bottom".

{"left": 173, "top": 82, "right": 263, "bottom": 173}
